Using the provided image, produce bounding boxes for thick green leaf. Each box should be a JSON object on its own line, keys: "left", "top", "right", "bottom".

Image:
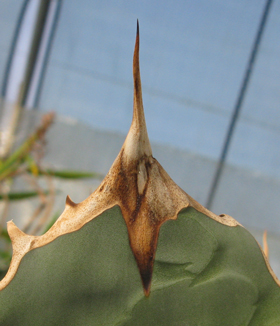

{"left": 0, "top": 23, "right": 279, "bottom": 326}
{"left": 0, "top": 206, "right": 279, "bottom": 326}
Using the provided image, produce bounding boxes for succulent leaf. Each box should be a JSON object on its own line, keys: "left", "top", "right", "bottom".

{"left": 0, "top": 207, "right": 279, "bottom": 325}
{"left": 0, "top": 22, "right": 279, "bottom": 325}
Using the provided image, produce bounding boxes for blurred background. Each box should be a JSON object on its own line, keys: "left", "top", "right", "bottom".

{"left": 0, "top": 0, "right": 279, "bottom": 275}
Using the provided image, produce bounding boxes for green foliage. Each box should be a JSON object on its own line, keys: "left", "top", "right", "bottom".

{"left": 0, "top": 113, "right": 100, "bottom": 276}
{"left": 0, "top": 207, "right": 279, "bottom": 325}
{"left": 0, "top": 190, "right": 50, "bottom": 200}
{"left": 34, "top": 168, "right": 102, "bottom": 179}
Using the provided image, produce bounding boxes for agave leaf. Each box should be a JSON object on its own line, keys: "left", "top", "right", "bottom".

{"left": 0, "top": 207, "right": 279, "bottom": 325}
{"left": 0, "top": 22, "right": 279, "bottom": 325}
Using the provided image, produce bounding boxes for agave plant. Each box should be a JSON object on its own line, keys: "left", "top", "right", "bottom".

{"left": 0, "top": 22, "right": 279, "bottom": 326}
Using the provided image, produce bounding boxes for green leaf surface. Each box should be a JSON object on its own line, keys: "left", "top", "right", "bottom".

{"left": 0, "top": 207, "right": 279, "bottom": 325}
